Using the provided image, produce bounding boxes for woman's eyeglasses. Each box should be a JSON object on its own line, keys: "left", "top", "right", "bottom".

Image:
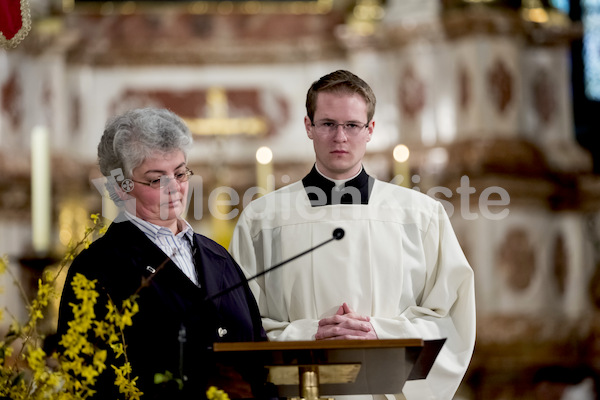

{"left": 131, "top": 168, "right": 194, "bottom": 189}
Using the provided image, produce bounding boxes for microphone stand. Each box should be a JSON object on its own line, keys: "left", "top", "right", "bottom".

{"left": 195, "top": 229, "right": 344, "bottom": 397}
{"left": 205, "top": 228, "right": 345, "bottom": 302}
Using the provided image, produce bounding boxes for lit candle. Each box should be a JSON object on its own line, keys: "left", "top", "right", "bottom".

{"left": 31, "top": 126, "right": 51, "bottom": 254}
{"left": 393, "top": 144, "right": 410, "bottom": 188}
{"left": 256, "top": 146, "right": 274, "bottom": 196}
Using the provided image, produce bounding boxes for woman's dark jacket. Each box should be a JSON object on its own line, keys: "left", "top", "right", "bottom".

{"left": 56, "top": 220, "right": 267, "bottom": 399}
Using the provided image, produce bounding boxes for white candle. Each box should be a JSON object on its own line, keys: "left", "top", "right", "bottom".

{"left": 31, "top": 126, "right": 51, "bottom": 254}
{"left": 256, "top": 146, "right": 274, "bottom": 196}
{"left": 393, "top": 144, "right": 410, "bottom": 188}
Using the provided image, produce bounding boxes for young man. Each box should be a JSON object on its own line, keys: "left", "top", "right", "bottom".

{"left": 229, "top": 70, "right": 476, "bottom": 400}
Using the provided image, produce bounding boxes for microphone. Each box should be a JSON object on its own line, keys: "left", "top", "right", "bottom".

{"left": 205, "top": 228, "right": 345, "bottom": 301}
{"left": 333, "top": 228, "right": 344, "bottom": 240}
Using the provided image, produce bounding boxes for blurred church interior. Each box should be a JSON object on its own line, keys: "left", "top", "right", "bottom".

{"left": 2, "top": 0, "right": 600, "bottom": 398}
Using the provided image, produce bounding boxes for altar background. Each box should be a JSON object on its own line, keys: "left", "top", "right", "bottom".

{"left": 2, "top": 1, "right": 600, "bottom": 398}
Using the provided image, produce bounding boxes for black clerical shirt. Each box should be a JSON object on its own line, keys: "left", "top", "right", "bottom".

{"left": 301, "top": 165, "right": 374, "bottom": 207}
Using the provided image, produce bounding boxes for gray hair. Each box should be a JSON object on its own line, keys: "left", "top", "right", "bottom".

{"left": 98, "top": 107, "right": 193, "bottom": 178}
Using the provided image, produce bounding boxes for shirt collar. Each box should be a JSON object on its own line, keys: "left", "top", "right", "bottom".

{"left": 301, "top": 164, "right": 374, "bottom": 206}
{"left": 314, "top": 164, "right": 363, "bottom": 188}
{"left": 124, "top": 210, "right": 194, "bottom": 241}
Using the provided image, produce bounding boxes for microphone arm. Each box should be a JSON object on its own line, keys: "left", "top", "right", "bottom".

{"left": 205, "top": 228, "right": 345, "bottom": 301}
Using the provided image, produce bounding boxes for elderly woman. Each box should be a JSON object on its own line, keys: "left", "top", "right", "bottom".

{"left": 57, "top": 108, "right": 266, "bottom": 399}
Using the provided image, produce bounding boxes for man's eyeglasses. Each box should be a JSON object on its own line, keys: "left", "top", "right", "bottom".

{"left": 311, "top": 121, "right": 369, "bottom": 136}
{"left": 131, "top": 168, "right": 194, "bottom": 189}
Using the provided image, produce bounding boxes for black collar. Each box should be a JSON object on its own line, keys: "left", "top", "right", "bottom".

{"left": 301, "top": 165, "right": 374, "bottom": 207}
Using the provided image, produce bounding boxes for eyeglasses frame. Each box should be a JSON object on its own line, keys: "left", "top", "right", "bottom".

{"left": 311, "top": 120, "right": 370, "bottom": 136}
{"left": 130, "top": 168, "right": 194, "bottom": 189}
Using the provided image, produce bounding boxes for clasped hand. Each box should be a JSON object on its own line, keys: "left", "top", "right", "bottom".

{"left": 315, "top": 302, "right": 378, "bottom": 340}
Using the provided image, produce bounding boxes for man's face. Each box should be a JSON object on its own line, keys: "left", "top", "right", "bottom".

{"left": 304, "top": 91, "right": 374, "bottom": 180}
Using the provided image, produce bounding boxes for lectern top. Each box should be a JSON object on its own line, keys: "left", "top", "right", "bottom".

{"left": 213, "top": 338, "right": 424, "bottom": 352}
{"left": 210, "top": 338, "right": 436, "bottom": 396}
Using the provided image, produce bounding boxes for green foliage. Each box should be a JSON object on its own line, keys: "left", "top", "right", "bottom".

{"left": 154, "top": 370, "right": 183, "bottom": 391}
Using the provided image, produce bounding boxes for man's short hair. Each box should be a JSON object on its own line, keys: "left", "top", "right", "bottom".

{"left": 305, "top": 70, "right": 376, "bottom": 123}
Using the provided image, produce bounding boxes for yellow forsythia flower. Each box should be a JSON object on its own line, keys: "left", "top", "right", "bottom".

{"left": 112, "top": 363, "right": 143, "bottom": 400}
{"left": 0, "top": 255, "right": 7, "bottom": 274}
{"left": 207, "top": 386, "right": 230, "bottom": 400}
{"left": 0, "top": 214, "right": 149, "bottom": 400}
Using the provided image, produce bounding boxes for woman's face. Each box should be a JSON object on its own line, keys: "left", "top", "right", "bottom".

{"left": 125, "top": 150, "right": 189, "bottom": 230}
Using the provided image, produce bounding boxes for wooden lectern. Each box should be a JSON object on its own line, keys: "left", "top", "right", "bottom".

{"left": 212, "top": 338, "right": 445, "bottom": 400}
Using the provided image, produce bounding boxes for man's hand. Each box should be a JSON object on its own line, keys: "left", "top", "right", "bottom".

{"left": 315, "top": 303, "right": 378, "bottom": 340}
